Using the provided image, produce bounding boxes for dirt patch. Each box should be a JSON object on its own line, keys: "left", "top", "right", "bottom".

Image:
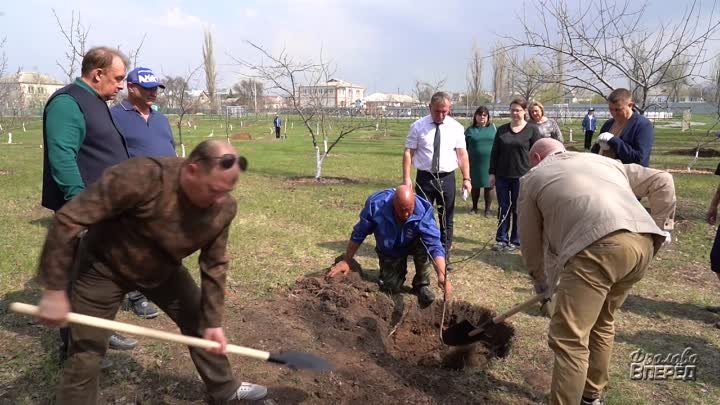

{"left": 665, "top": 168, "right": 715, "bottom": 175}
{"left": 285, "top": 176, "right": 358, "bottom": 186}
{"left": 230, "top": 132, "right": 253, "bottom": 141}
{"left": 213, "top": 271, "right": 520, "bottom": 404}
{"left": 664, "top": 147, "right": 720, "bottom": 157}
{"left": 6, "top": 272, "right": 534, "bottom": 404}
{"left": 0, "top": 168, "right": 14, "bottom": 176}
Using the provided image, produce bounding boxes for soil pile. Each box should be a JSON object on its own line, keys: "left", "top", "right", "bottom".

{"left": 217, "top": 271, "right": 521, "bottom": 404}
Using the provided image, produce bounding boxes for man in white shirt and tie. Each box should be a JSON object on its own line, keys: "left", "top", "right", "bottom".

{"left": 402, "top": 91, "right": 471, "bottom": 276}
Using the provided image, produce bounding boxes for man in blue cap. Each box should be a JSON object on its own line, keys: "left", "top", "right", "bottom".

{"left": 111, "top": 67, "right": 176, "bottom": 158}
{"left": 111, "top": 67, "right": 176, "bottom": 320}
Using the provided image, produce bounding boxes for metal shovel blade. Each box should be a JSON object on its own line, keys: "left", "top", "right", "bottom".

{"left": 268, "top": 351, "right": 335, "bottom": 372}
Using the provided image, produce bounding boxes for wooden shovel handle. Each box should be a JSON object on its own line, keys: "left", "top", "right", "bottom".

{"left": 467, "top": 293, "right": 546, "bottom": 337}
{"left": 493, "top": 294, "right": 546, "bottom": 324}
{"left": 9, "top": 302, "right": 270, "bottom": 361}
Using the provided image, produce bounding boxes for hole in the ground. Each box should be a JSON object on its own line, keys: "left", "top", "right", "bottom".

{"left": 294, "top": 273, "right": 516, "bottom": 371}
{"left": 386, "top": 300, "right": 515, "bottom": 370}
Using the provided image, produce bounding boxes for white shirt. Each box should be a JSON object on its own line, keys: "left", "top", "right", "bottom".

{"left": 405, "top": 115, "right": 466, "bottom": 173}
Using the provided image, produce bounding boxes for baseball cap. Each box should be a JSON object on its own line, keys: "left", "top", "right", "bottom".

{"left": 588, "top": 108, "right": 595, "bottom": 111}
{"left": 126, "top": 67, "right": 165, "bottom": 89}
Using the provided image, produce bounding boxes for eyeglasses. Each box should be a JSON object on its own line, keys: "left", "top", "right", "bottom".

{"left": 201, "top": 154, "right": 248, "bottom": 171}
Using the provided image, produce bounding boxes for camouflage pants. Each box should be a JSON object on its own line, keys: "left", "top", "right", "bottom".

{"left": 376, "top": 239, "right": 433, "bottom": 292}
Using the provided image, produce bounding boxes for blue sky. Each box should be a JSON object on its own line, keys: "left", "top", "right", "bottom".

{"left": 1, "top": 0, "right": 716, "bottom": 95}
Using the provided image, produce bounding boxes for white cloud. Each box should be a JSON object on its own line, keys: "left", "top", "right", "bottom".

{"left": 151, "top": 7, "right": 206, "bottom": 28}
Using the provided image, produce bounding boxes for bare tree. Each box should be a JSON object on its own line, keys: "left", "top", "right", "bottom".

{"left": 119, "top": 33, "right": 147, "bottom": 69}
{"left": 505, "top": 0, "right": 720, "bottom": 114}
{"left": 664, "top": 56, "right": 691, "bottom": 102}
{"left": 232, "top": 79, "right": 264, "bottom": 112}
{"left": 491, "top": 43, "right": 507, "bottom": 103}
{"left": 504, "top": 48, "right": 517, "bottom": 100}
{"left": 507, "top": 54, "right": 549, "bottom": 102}
{"left": 52, "top": 9, "right": 89, "bottom": 83}
{"left": 713, "top": 55, "right": 720, "bottom": 104}
{"left": 553, "top": 40, "right": 565, "bottom": 102}
{"left": 688, "top": 55, "right": 720, "bottom": 169}
{"left": 202, "top": 30, "right": 217, "bottom": 116}
{"left": 176, "top": 66, "right": 203, "bottom": 157}
{"left": 232, "top": 41, "right": 374, "bottom": 179}
{"left": 413, "top": 78, "right": 447, "bottom": 105}
{"left": 0, "top": 37, "right": 24, "bottom": 139}
{"left": 466, "top": 42, "right": 483, "bottom": 105}
{"left": 156, "top": 75, "right": 187, "bottom": 112}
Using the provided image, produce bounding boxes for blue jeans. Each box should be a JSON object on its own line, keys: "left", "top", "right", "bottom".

{"left": 495, "top": 176, "right": 520, "bottom": 246}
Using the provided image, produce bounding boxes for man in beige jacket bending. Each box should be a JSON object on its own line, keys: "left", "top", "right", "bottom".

{"left": 518, "top": 138, "right": 675, "bottom": 405}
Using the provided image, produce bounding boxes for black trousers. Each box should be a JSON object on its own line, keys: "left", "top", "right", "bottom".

{"left": 712, "top": 224, "right": 720, "bottom": 273}
{"left": 275, "top": 127, "right": 281, "bottom": 138}
{"left": 584, "top": 130, "right": 595, "bottom": 150}
{"left": 415, "top": 170, "right": 455, "bottom": 262}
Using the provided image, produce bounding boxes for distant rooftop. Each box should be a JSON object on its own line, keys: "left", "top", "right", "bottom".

{"left": 303, "top": 78, "right": 364, "bottom": 88}
{"left": 365, "top": 92, "right": 417, "bottom": 103}
{"left": 0, "top": 71, "right": 64, "bottom": 85}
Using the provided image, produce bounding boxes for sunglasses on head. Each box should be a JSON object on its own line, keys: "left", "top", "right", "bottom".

{"left": 201, "top": 154, "right": 248, "bottom": 171}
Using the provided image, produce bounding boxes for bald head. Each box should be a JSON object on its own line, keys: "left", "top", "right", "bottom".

{"left": 529, "top": 138, "right": 566, "bottom": 168}
{"left": 181, "top": 140, "right": 242, "bottom": 208}
{"left": 393, "top": 185, "right": 416, "bottom": 223}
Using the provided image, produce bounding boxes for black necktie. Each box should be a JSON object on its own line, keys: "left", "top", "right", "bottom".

{"left": 431, "top": 123, "right": 441, "bottom": 173}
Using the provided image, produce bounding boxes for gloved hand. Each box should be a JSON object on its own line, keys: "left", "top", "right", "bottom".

{"left": 597, "top": 132, "right": 614, "bottom": 151}
{"left": 662, "top": 231, "right": 672, "bottom": 247}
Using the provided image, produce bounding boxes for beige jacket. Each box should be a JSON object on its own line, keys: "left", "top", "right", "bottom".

{"left": 518, "top": 152, "right": 676, "bottom": 295}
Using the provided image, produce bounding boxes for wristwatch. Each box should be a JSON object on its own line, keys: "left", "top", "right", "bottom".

{"left": 463, "top": 178, "right": 471, "bottom": 182}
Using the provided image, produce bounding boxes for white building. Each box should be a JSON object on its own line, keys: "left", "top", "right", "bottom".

{"left": 363, "top": 92, "right": 417, "bottom": 114}
{"left": 298, "top": 78, "right": 365, "bottom": 108}
{"left": 0, "top": 71, "right": 64, "bottom": 111}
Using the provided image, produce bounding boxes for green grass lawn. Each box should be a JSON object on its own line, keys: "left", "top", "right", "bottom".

{"left": 0, "top": 112, "right": 719, "bottom": 404}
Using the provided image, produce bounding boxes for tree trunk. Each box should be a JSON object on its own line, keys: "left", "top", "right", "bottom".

{"left": 315, "top": 146, "right": 323, "bottom": 179}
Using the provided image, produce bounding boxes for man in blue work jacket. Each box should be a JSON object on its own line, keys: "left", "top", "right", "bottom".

{"left": 327, "top": 184, "right": 452, "bottom": 307}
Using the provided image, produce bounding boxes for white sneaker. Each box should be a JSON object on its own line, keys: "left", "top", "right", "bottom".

{"left": 229, "top": 382, "right": 267, "bottom": 401}
{"left": 581, "top": 398, "right": 604, "bottom": 405}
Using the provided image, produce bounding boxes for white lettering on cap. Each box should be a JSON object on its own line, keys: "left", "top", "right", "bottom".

{"left": 138, "top": 72, "right": 158, "bottom": 83}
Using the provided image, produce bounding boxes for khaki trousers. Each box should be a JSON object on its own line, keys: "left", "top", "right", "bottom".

{"left": 548, "top": 231, "right": 654, "bottom": 405}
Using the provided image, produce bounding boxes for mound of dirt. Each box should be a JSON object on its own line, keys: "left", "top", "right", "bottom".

{"left": 230, "top": 132, "right": 253, "bottom": 140}
{"left": 292, "top": 272, "right": 515, "bottom": 370}
{"left": 664, "top": 147, "right": 720, "bottom": 157}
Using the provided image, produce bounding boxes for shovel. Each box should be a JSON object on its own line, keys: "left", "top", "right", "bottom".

{"left": 10, "top": 302, "right": 333, "bottom": 372}
{"left": 442, "top": 294, "right": 546, "bottom": 346}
